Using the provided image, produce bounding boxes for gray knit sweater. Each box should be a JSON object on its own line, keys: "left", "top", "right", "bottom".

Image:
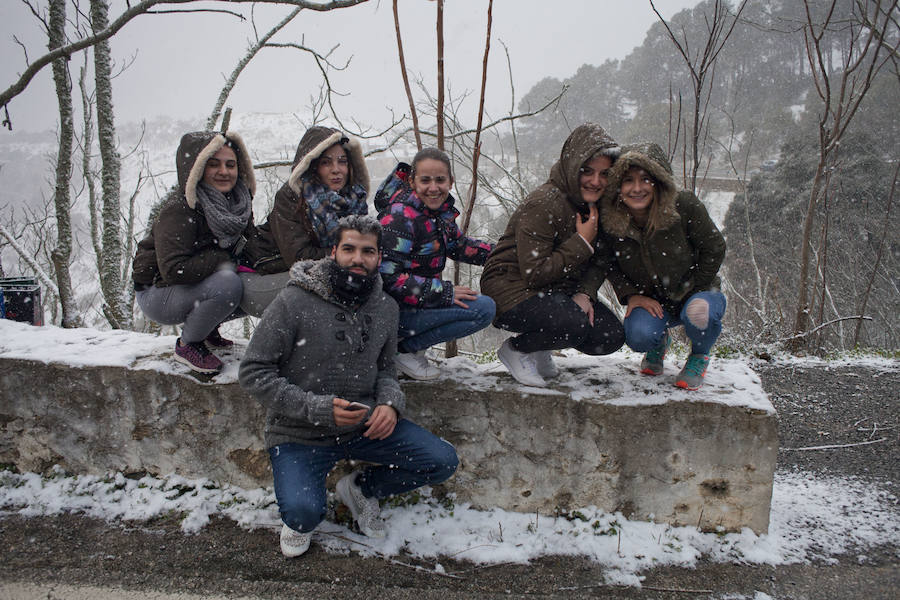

{"left": 239, "top": 258, "right": 404, "bottom": 448}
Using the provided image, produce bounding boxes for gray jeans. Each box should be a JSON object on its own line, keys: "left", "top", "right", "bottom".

{"left": 238, "top": 271, "right": 291, "bottom": 318}
{"left": 136, "top": 269, "right": 243, "bottom": 343}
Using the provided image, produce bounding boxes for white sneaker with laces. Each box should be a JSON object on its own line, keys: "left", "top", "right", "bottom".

{"left": 498, "top": 339, "right": 547, "bottom": 387}
{"left": 533, "top": 350, "right": 560, "bottom": 379}
{"left": 280, "top": 523, "right": 311, "bottom": 558}
{"left": 394, "top": 350, "right": 440, "bottom": 380}
{"left": 336, "top": 471, "right": 386, "bottom": 538}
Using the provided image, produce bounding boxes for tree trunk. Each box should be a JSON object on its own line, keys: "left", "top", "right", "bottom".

{"left": 435, "top": 0, "right": 445, "bottom": 150}
{"left": 447, "top": 0, "right": 493, "bottom": 360}
{"left": 91, "top": 0, "right": 128, "bottom": 329}
{"left": 790, "top": 161, "right": 825, "bottom": 350}
{"left": 79, "top": 60, "right": 102, "bottom": 270}
{"left": 393, "top": 0, "right": 422, "bottom": 150}
{"left": 48, "top": 0, "right": 82, "bottom": 328}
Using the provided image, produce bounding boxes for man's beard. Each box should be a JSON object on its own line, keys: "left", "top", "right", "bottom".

{"left": 328, "top": 260, "right": 379, "bottom": 306}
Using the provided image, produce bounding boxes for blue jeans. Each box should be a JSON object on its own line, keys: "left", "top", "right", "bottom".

{"left": 624, "top": 291, "right": 726, "bottom": 355}
{"left": 397, "top": 294, "right": 496, "bottom": 353}
{"left": 268, "top": 419, "right": 459, "bottom": 533}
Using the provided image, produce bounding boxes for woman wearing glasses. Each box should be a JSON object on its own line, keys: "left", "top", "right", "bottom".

{"left": 374, "top": 147, "right": 495, "bottom": 380}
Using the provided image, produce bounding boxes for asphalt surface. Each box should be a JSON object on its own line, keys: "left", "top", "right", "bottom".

{"left": 0, "top": 360, "right": 897, "bottom": 600}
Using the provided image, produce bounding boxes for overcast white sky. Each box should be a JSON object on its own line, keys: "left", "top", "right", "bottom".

{"left": 0, "top": 0, "right": 698, "bottom": 134}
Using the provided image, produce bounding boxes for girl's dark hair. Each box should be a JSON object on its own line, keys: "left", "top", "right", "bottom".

{"left": 221, "top": 138, "right": 242, "bottom": 174}
{"left": 411, "top": 147, "right": 453, "bottom": 179}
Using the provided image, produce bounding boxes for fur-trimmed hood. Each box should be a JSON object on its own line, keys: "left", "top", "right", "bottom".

{"left": 546, "top": 122, "right": 619, "bottom": 213}
{"left": 287, "top": 126, "right": 370, "bottom": 196}
{"left": 287, "top": 257, "right": 383, "bottom": 305}
{"left": 177, "top": 130, "right": 256, "bottom": 210}
{"left": 601, "top": 142, "right": 680, "bottom": 237}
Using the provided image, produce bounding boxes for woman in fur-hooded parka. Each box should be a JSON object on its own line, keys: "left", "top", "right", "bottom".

{"left": 132, "top": 130, "right": 256, "bottom": 372}
{"left": 244, "top": 126, "right": 370, "bottom": 272}
{"left": 600, "top": 142, "right": 726, "bottom": 388}
{"left": 238, "top": 126, "right": 370, "bottom": 316}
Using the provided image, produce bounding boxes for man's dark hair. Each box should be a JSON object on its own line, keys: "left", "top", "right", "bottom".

{"left": 335, "top": 215, "right": 382, "bottom": 248}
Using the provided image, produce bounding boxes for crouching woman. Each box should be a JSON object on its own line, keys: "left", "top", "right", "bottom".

{"left": 600, "top": 143, "right": 726, "bottom": 390}
{"left": 132, "top": 130, "right": 256, "bottom": 374}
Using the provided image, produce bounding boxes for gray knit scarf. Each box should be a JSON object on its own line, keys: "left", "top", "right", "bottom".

{"left": 195, "top": 180, "right": 252, "bottom": 249}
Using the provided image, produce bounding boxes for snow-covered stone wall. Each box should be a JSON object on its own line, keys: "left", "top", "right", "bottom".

{"left": 0, "top": 321, "right": 777, "bottom": 533}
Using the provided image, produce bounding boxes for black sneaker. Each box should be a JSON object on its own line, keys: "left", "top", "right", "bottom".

{"left": 204, "top": 326, "right": 234, "bottom": 349}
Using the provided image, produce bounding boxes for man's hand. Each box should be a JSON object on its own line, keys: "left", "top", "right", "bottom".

{"left": 364, "top": 404, "right": 398, "bottom": 440}
{"left": 625, "top": 294, "right": 664, "bottom": 319}
{"left": 572, "top": 292, "right": 594, "bottom": 324}
{"left": 575, "top": 203, "right": 599, "bottom": 245}
{"left": 452, "top": 285, "right": 479, "bottom": 308}
{"left": 333, "top": 398, "right": 368, "bottom": 427}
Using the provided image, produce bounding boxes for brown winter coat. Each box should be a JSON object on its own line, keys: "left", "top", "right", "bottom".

{"left": 132, "top": 131, "right": 257, "bottom": 288}
{"left": 480, "top": 123, "right": 619, "bottom": 316}
{"left": 599, "top": 142, "right": 725, "bottom": 315}
{"left": 242, "top": 126, "right": 370, "bottom": 274}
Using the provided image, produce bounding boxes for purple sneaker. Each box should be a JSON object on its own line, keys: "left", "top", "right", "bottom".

{"left": 204, "top": 326, "right": 234, "bottom": 349}
{"left": 175, "top": 338, "right": 223, "bottom": 373}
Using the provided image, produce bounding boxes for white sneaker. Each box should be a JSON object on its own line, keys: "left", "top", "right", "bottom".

{"left": 497, "top": 339, "right": 546, "bottom": 387}
{"left": 280, "top": 523, "right": 311, "bottom": 558}
{"left": 533, "top": 350, "right": 560, "bottom": 379}
{"left": 336, "top": 471, "right": 386, "bottom": 538}
{"left": 394, "top": 350, "right": 440, "bottom": 380}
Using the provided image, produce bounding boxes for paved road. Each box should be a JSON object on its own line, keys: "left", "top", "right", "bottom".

{"left": 0, "top": 361, "right": 897, "bottom": 600}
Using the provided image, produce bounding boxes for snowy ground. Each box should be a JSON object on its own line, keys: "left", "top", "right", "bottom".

{"left": 0, "top": 320, "right": 898, "bottom": 591}
{"left": 0, "top": 466, "right": 897, "bottom": 590}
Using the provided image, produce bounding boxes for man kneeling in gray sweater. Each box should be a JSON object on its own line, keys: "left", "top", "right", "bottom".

{"left": 239, "top": 215, "right": 459, "bottom": 558}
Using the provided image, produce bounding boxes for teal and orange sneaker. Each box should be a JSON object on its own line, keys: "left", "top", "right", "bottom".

{"left": 675, "top": 353, "right": 710, "bottom": 390}
{"left": 640, "top": 333, "right": 670, "bottom": 376}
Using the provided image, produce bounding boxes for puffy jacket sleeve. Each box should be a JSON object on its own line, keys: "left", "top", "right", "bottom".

{"left": 444, "top": 217, "right": 494, "bottom": 266}
{"left": 679, "top": 191, "right": 726, "bottom": 293}
{"left": 267, "top": 183, "right": 329, "bottom": 264}
{"left": 514, "top": 197, "right": 595, "bottom": 290}
{"left": 602, "top": 245, "right": 643, "bottom": 305}
{"left": 379, "top": 207, "right": 455, "bottom": 309}
{"left": 238, "top": 291, "right": 335, "bottom": 428}
{"left": 155, "top": 201, "right": 233, "bottom": 285}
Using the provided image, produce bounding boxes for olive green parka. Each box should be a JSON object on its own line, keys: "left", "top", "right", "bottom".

{"left": 599, "top": 143, "right": 725, "bottom": 316}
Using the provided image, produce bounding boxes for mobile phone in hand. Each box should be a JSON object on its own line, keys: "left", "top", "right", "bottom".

{"left": 346, "top": 401, "right": 369, "bottom": 411}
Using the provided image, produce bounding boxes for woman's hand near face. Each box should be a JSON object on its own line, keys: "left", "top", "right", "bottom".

{"left": 575, "top": 203, "right": 599, "bottom": 245}
{"left": 452, "top": 285, "right": 479, "bottom": 308}
{"left": 625, "top": 294, "right": 664, "bottom": 319}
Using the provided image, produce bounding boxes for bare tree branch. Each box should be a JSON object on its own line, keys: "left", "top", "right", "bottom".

{"left": 0, "top": 0, "right": 370, "bottom": 120}
{"left": 205, "top": 7, "right": 302, "bottom": 130}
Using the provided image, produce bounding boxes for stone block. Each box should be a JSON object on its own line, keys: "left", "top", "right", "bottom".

{"left": 0, "top": 321, "right": 776, "bottom": 533}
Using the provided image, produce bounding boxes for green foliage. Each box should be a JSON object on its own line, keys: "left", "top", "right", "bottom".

{"left": 473, "top": 349, "right": 498, "bottom": 364}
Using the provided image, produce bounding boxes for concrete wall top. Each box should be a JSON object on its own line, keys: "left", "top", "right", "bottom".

{"left": 0, "top": 320, "right": 773, "bottom": 414}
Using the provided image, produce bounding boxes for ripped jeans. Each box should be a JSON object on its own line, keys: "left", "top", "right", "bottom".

{"left": 624, "top": 291, "right": 726, "bottom": 355}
